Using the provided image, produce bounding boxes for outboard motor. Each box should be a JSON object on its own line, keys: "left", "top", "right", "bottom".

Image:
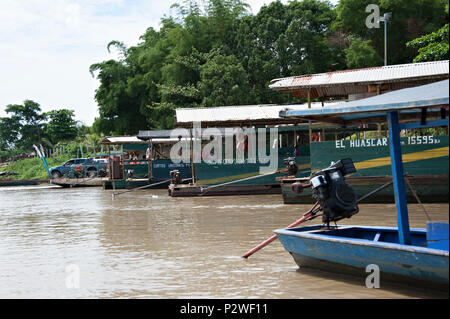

{"left": 284, "top": 157, "right": 298, "bottom": 176}
{"left": 310, "top": 158, "right": 359, "bottom": 226}
{"left": 170, "top": 170, "right": 182, "bottom": 185}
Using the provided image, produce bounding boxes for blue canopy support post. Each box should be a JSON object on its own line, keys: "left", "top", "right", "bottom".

{"left": 387, "top": 111, "right": 411, "bottom": 245}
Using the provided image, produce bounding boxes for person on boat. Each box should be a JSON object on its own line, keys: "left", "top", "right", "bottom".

{"left": 293, "top": 144, "right": 300, "bottom": 158}
{"left": 312, "top": 133, "right": 320, "bottom": 142}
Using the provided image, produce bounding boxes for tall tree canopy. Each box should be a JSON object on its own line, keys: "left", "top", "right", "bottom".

{"left": 333, "top": 0, "right": 448, "bottom": 65}
{"left": 89, "top": 0, "right": 448, "bottom": 135}
{"left": 45, "top": 109, "right": 78, "bottom": 145}
{"left": 406, "top": 4, "right": 449, "bottom": 62}
{"left": 1, "top": 100, "right": 80, "bottom": 153}
{"left": 3, "top": 100, "right": 46, "bottom": 151}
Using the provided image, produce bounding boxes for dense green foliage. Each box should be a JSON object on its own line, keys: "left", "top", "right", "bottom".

{"left": 0, "top": 155, "right": 71, "bottom": 180}
{"left": 89, "top": 0, "right": 448, "bottom": 135}
{"left": 333, "top": 0, "right": 448, "bottom": 65}
{"left": 90, "top": 0, "right": 341, "bottom": 135}
{"left": 406, "top": 5, "right": 449, "bottom": 62}
{"left": 45, "top": 109, "right": 78, "bottom": 145}
{"left": 0, "top": 100, "right": 92, "bottom": 160}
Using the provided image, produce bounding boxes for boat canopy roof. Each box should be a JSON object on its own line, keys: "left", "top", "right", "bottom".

{"left": 101, "top": 135, "right": 195, "bottom": 145}
{"left": 137, "top": 130, "right": 174, "bottom": 140}
{"left": 270, "top": 60, "right": 449, "bottom": 99}
{"left": 100, "top": 136, "right": 147, "bottom": 145}
{"left": 279, "top": 79, "right": 449, "bottom": 125}
{"left": 174, "top": 102, "right": 339, "bottom": 127}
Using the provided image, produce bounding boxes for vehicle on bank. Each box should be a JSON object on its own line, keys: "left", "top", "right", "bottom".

{"left": 49, "top": 158, "right": 107, "bottom": 178}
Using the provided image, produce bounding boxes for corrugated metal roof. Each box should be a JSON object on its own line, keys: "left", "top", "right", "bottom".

{"left": 175, "top": 102, "right": 339, "bottom": 127}
{"left": 100, "top": 136, "right": 147, "bottom": 145}
{"left": 137, "top": 130, "right": 174, "bottom": 139}
{"left": 269, "top": 60, "right": 449, "bottom": 98}
{"left": 100, "top": 135, "right": 189, "bottom": 144}
{"left": 280, "top": 79, "right": 449, "bottom": 124}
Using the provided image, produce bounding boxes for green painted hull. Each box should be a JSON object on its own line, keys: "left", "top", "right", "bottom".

{"left": 190, "top": 135, "right": 448, "bottom": 201}
{"left": 281, "top": 176, "right": 449, "bottom": 204}
{"left": 0, "top": 180, "right": 40, "bottom": 187}
{"left": 282, "top": 135, "right": 449, "bottom": 204}
{"left": 194, "top": 146, "right": 311, "bottom": 187}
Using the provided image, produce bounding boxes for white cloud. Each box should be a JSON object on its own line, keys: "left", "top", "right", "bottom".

{"left": 0, "top": 0, "right": 178, "bottom": 125}
{"left": 0, "top": 0, "right": 338, "bottom": 127}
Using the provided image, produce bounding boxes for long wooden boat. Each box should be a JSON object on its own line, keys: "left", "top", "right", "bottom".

{"left": 0, "top": 179, "right": 41, "bottom": 187}
{"left": 275, "top": 224, "right": 449, "bottom": 289}
{"left": 100, "top": 135, "right": 192, "bottom": 190}
{"left": 279, "top": 174, "right": 449, "bottom": 204}
{"left": 273, "top": 79, "right": 449, "bottom": 289}
{"left": 169, "top": 132, "right": 449, "bottom": 200}
{"left": 167, "top": 123, "right": 330, "bottom": 197}
{"left": 279, "top": 135, "right": 449, "bottom": 204}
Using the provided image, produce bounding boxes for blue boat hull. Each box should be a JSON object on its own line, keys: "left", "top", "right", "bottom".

{"left": 275, "top": 225, "right": 449, "bottom": 288}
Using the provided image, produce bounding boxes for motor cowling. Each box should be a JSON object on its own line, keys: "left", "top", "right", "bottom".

{"left": 126, "top": 169, "right": 134, "bottom": 178}
{"left": 170, "top": 170, "right": 182, "bottom": 185}
{"left": 310, "top": 158, "right": 359, "bottom": 226}
{"left": 283, "top": 157, "right": 298, "bottom": 176}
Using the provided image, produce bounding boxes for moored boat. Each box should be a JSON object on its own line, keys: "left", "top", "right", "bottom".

{"left": 170, "top": 61, "right": 449, "bottom": 198}
{"left": 100, "top": 133, "right": 192, "bottom": 190}
{"left": 275, "top": 224, "right": 449, "bottom": 289}
{"left": 274, "top": 79, "right": 449, "bottom": 289}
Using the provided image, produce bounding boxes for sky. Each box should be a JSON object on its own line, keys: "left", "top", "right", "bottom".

{"left": 0, "top": 0, "right": 337, "bottom": 126}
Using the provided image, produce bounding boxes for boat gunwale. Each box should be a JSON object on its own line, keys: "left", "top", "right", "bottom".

{"left": 274, "top": 224, "right": 449, "bottom": 257}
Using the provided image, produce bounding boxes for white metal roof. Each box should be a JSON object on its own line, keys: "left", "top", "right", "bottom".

{"left": 269, "top": 60, "right": 449, "bottom": 97}
{"left": 175, "top": 102, "right": 338, "bottom": 127}
{"left": 100, "top": 136, "right": 192, "bottom": 145}
{"left": 100, "top": 136, "right": 146, "bottom": 145}
{"left": 281, "top": 79, "right": 449, "bottom": 124}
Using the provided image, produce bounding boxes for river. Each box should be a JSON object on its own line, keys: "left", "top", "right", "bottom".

{"left": 0, "top": 185, "right": 448, "bottom": 299}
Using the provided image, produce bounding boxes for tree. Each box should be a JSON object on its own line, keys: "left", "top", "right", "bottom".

{"left": 333, "top": 0, "right": 448, "bottom": 65}
{"left": 344, "top": 36, "right": 383, "bottom": 68}
{"left": 4, "top": 100, "right": 46, "bottom": 150}
{"left": 406, "top": 5, "right": 449, "bottom": 62}
{"left": 198, "top": 51, "right": 252, "bottom": 106}
{"left": 0, "top": 116, "right": 21, "bottom": 151}
{"left": 45, "top": 109, "right": 78, "bottom": 144}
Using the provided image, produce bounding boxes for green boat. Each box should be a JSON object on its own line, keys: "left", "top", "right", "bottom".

{"left": 100, "top": 134, "right": 192, "bottom": 190}
{"left": 280, "top": 134, "right": 449, "bottom": 204}
{"left": 169, "top": 61, "right": 449, "bottom": 198}
{"left": 168, "top": 123, "right": 362, "bottom": 196}
{"left": 0, "top": 179, "right": 41, "bottom": 187}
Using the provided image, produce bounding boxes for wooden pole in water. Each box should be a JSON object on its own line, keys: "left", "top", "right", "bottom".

{"left": 190, "top": 126, "right": 196, "bottom": 184}
{"left": 242, "top": 202, "right": 319, "bottom": 259}
{"left": 148, "top": 138, "right": 152, "bottom": 180}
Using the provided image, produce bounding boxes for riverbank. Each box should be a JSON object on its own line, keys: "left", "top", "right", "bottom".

{"left": 0, "top": 155, "right": 69, "bottom": 180}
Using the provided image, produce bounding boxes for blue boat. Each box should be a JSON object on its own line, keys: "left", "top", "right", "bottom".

{"left": 275, "top": 224, "right": 449, "bottom": 288}
{"left": 275, "top": 79, "right": 449, "bottom": 289}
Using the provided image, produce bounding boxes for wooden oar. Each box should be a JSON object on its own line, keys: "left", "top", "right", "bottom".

{"left": 242, "top": 201, "right": 320, "bottom": 258}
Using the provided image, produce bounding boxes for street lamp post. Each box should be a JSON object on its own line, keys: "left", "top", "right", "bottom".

{"left": 379, "top": 12, "right": 392, "bottom": 66}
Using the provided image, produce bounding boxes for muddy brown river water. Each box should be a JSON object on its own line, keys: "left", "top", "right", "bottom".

{"left": 0, "top": 185, "right": 448, "bottom": 298}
